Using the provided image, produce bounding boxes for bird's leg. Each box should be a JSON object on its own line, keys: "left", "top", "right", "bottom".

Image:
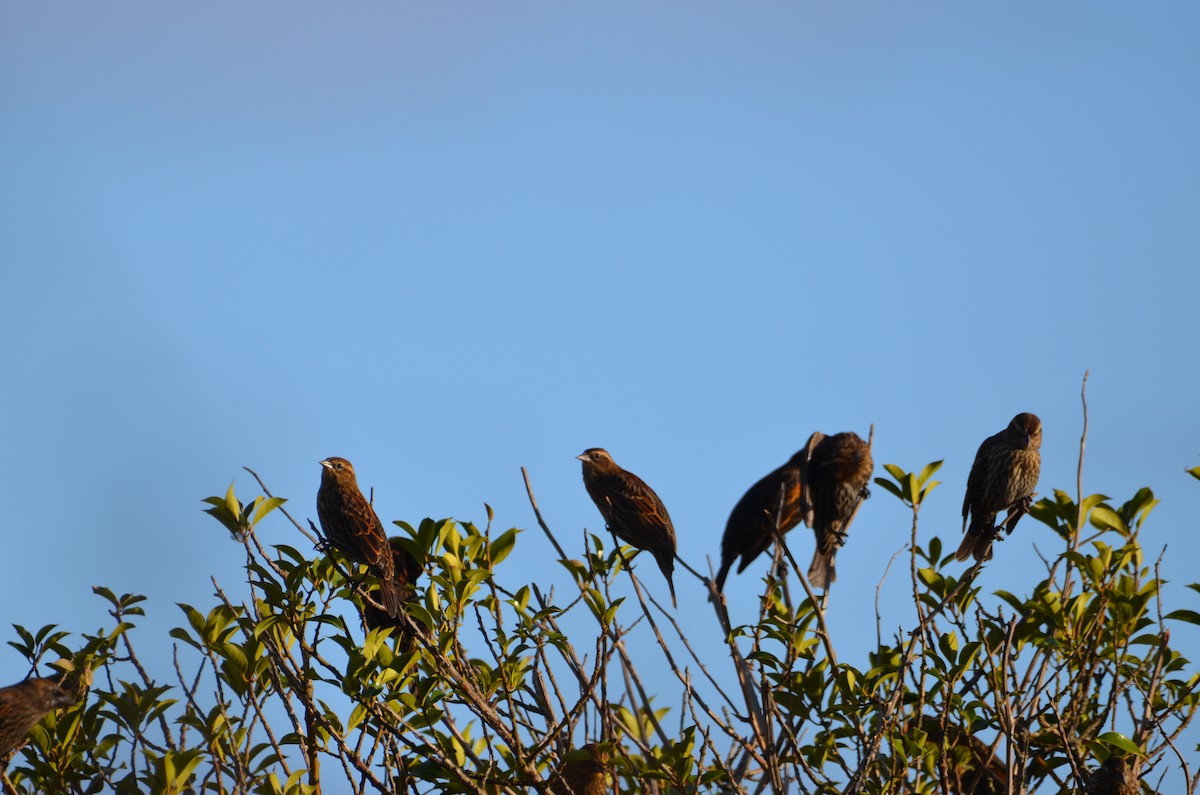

{"left": 1002, "top": 494, "right": 1036, "bottom": 536}
{"left": 859, "top": 485, "right": 871, "bottom": 500}
{"left": 308, "top": 519, "right": 333, "bottom": 553}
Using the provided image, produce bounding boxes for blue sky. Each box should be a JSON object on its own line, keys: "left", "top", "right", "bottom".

{"left": 2, "top": 0, "right": 1197, "bottom": 754}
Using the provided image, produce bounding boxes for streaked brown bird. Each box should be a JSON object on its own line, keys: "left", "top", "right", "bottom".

{"left": 317, "top": 457, "right": 403, "bottom": 618}
{"left": 804, "top": 431, "right": 873, "bottom": 590}
{"left": 0, "top": 676, "right": 77, "bottom": 757}
{"left": 909, "top": 716, "right": 1006, "bottom": 795}
{"left": 363, "top": 535, "right": 424, "bottom": 644}
{"left": 1084, "top": 755, "right": 1140, "bottom": 795}
{"left": 715, "top": 450, "right": 808, "bottom": 592}
{"left": 578, "top": 448, "right": 678, "bottom": 607}
{"left": 955, "top": 413, "right": 1043, "bottom": 563}
{"left": 547, "top": 743, "right": 610, "bottom": 795}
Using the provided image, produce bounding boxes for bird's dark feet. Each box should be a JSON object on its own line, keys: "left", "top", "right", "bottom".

{"left": 859, "top": 486, "right": 871, "bottom": 500}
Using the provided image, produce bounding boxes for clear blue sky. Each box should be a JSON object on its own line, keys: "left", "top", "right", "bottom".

{"left": 2, "top": 0, "right": 1197, "bottom": 750}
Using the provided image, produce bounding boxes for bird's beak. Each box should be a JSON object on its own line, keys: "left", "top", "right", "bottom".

{"left": 576, "top": 454, "right": 587, "bottom": 462}
{"left": 319, "top": 459, "right": 332, "bottom": 469}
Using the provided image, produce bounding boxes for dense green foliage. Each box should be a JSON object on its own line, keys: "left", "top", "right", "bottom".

{"left": 3, "top": 448, "right": 1199, "bottom": 793}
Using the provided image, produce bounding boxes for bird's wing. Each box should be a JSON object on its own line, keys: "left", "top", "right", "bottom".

{"left": 799, "top": 432, "right": 826, "bottom": 527}
{"left": 962, "top": 437, "right": 993, "bottom": 529}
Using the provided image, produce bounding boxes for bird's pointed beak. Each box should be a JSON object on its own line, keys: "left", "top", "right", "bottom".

{"left": 319, "top": 459, "right": 332, "bottom": 469}
{"left": 576, "top": 454, "right": 587, "bottom": 462}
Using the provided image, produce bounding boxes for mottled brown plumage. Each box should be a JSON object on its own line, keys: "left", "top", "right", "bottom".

{"left": 363, "top": 536, "right": 424, "bottom": 646}
{"left": 317, "top": 457, "right": 402, "bottom": 618}
{"left": 955, "top": 413, "right": 1043, "bottom": 563}
{"left": 716, "top": 450, "right": 807, "bottom": 592}
{"left": 910, "top": 716, "right": 1006, "bottom": 795}
{"left": 547, "top": 743, "right": 610, "bottom": 795}
{"left": 578, "top": 448, "right": 678, "bottom": 607}
{"left": 0, "top": 676, "right": 77, "bottom": 757}
{"left": 1084, "top": 755, "right": 1140, "bottom": 795}
{"left": 804, "top": 431, "right": 873, "bottom": 590}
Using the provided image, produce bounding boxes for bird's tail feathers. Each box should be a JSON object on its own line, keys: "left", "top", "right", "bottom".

{"left": 954, "top": 523, "right": 996, "bottom": 563}
{"left": 807, "top": 548, "right": 836, "bottom": 590}
{"left": 380, "top": 576, "right": 404, "bottom": 619}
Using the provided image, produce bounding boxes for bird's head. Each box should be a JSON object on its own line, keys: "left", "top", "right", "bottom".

{"left": 1008, "top": 413, "right": 1043, "bottom": 449}
{"left": 32, "top": 677, "right": 77, "bottom": 710}
{"left": 577, "top": 448, "right": 615, "bottom": 468}
{"left": 319, "top": 457, "right": 358, "bottom": 485}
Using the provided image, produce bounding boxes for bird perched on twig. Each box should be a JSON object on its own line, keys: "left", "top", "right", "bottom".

{"left": 547, "top": 743, "right": 610, "bottom": 795}
{"left": 715, "top": 450, "right": 808, "bottom": 592}
{"left": 1084, "top": 755, "right": 1140, "bottom": 795}
{"left": 363, "top": 535, "right": 424, "bottom": 646}
{"left": 578, "top": 448, "right": 678, "bottom": 607}
{"left": 804, "top": 431, "right": 873, "bottom": 590}
{"left": 955, "top": 413, "right": 1042, "bottom": 563}
{"left": 0, "top": 676, "right": 78, "bottom": 757}
{"left": 317, "top": 457, "right": 403, "bottom": 618}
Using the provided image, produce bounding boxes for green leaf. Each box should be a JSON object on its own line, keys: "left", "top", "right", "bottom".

{"left": 489, "top": 528, "right": 518, "bottom": 567}
{"left": 1095, "top": 731, "right": 1142, "bottom": 757}
{"left": 1089, "top": 504, "right": 1127, "bottom": 534}
{"left": 1165, "top": 609, "right": 1200, "bottom": 626}
{"left": 873, "top": 478, "right": 904, "bottom": 500}
{"left": 223, "top": 481, "right": 241, "bottom": 520}
{"left": 1187, "top": 466, "right": 1200, "bottom": 481}
{"left": 251, "top": 497, "right": 287, "bottom": 527}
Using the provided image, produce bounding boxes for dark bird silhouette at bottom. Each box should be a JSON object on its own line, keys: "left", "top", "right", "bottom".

{"left": 0, "top": 676, "right": 78, "bottom": 757}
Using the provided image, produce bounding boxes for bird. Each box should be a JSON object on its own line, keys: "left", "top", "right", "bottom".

{"left": 803, "top": 431, "right": 874, "bottom": 590}
{"left": 547, "top": 743, "right": 610, "bottom": 795}
{"left": 955, "top": 413, "right": 1043, "bottom": 563}
{"left": 0, "top": 676, "right": 77, "bottom": 757}
{"left": 317, "top": 457, "right": 403, "bottom": 618}
{"left": 1084, "top": 755, "right": 1139, "bottom": 795}
{"left": 363, "top": 535, "right": 424, "bottom": 645}
{"left": 715, "top": 449, "right": 808, "bottom": 592}
{"left": 909, "top": 716, "right": 1006, "bottom": 795}
{"left": 578, "top": 448, "right": 678, "bottom": 607}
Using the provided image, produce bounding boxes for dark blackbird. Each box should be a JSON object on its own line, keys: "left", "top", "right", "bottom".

{"left": 317, "top": 457, "right": 402, "bottom": 618}
{"left": 363, "top": 535, "right": 424, "bottom": 645}
{"left": 715, "top": 450, "right": 807, "bottom": 592}
{"left": 804, "top": 431, "right": 873, "bottom": 590}
{"left": 578, "top": 448, "right": 678, "bottom": 607}
{"left": 1084, "top": 755, "right": 1139, "bottom": 795}
{"left": 0, "top": 676, "right": 77, "bottom": 757}
{"left": 547, "top": 743, "right": 610, "bottom": 795}
{"left": 955, "top": 413, "right": 1043, "bottom": 563}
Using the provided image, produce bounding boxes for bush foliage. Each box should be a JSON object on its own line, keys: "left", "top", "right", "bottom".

{"left": 4, "top": 414, "right": 1199, "bottom": 794}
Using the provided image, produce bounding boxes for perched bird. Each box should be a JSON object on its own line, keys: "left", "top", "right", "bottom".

{"left": 317, "top": 457, "right": 403, "bottom": 618}
{"left": 804, "top": 431, "right": 874, "bottom": 590}
{"left": 0, "top": 676, "right": 77, "bottom": 757}
{"left": 1084, "top": 755, "right": 1139, "bottom": 795}
{"left": 363, "top": 535, "right": 424, "bottom": 644}
{"left": 578, "top": 448, "right": 678, "bottom": 607}
{"left": 715, "top": 450, "right": 808, "bottom": 592}
{"left": 910, "top": 716, "right": 1006, "bottom": 795}
{"left": 955, "top": 413, "right": 1043, "bottom": 563}
{"left": 547, "top": 743, "right": 610, "bottom": 795}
